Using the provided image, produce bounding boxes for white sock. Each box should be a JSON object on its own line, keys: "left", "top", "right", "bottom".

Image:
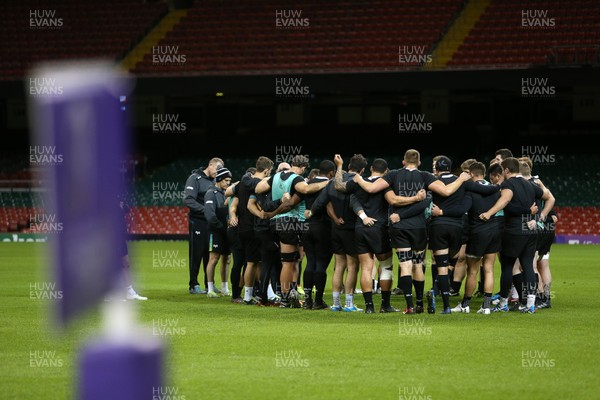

{"left": 221, "top": 282, "right": 229, "bottom": 293}
{"left": 526, "top": 294, "right": 536, "bottom": 308}
{"left": 500, "top": 297, "right": 508, "bottom": 307}
{"left": 244, "top": 286, "right": 253, "bottom": 301}
{"left": 333, "top": 291, "right": 341, "bottom": 307}
{"left": 208, "top": 282, "right": 215, "bottom": 293}
{"left": 510, "top": 285, "right": 518, "bottom": 298}
{"left": 267, "top": 283, "right": 275, "bottom": 299}
{"left": 345, "top": 293, "right": 353, "bottom": 308}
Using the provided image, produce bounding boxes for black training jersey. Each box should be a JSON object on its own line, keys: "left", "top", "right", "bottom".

{"left": 466, "top": 179, "right": 501, "bottom": 233}
{"left": 304, "top": 176, "right": 330, "bottom": 224}
{"left": 350, "top": 176, "right": 388, "bottom": 229}
{"left": 430, "top": 173, "right": 465, "bottom": 228}
{"left": 311, "top": 172, "right": 358, "bottom": 230}
{"left": 383, "top": 168, "right": 438, "bottom": 229}
{"left": 501, "top": 176, "right": 544, "bottom": 235}
{"left": 237, "top": 174, "right": 261, "bottom": 233}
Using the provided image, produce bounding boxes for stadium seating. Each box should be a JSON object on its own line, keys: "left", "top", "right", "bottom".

{"left": 131, "top": 0, "right": 464, "bottom": 75}
{"left": 0, "top": 0, "right": 168, "bottom": 80}
{"left": 448, "top": 0, "right": 600, "bottom": 68}
{"left": 1, "top": 153, "right": 599, "bottom": 236}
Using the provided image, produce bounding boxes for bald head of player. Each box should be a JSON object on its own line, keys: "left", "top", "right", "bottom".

{"left": 277, "top": 162, "right": 291, "bottom": 172}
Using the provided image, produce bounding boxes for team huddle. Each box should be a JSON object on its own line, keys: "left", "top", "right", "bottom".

{"left": 183, "top": 148, "right": 556, "bottom": 314}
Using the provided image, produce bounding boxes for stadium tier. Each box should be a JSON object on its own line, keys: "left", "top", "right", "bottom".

{"left": 0, "top": 0, "right": 168, "bottom": 80}
{"left": 1, "top": 155, "right": 599, "bottom": 236}
{"left": 2, "top": 0, "right": 598, "bottom": 80}
{"left": 131, "top": 0, "right": 465, "bottom": 75}
{"left": 448, "top": 0, "right": 600, "bottom": 68}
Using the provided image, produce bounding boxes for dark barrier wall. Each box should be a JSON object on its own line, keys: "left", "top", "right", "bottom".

{"left": 2, "top": 67, "right": 599, "bottom": 165}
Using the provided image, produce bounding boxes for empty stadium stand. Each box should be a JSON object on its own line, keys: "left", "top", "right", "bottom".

{"left": 0, "top": 0, "right": 168, "bottom": 80}
{"left": 448, "top": 0, "right": 600, "bottom": 68}
{"left": 131, "top": 0, "right": 465, "bottom": 75}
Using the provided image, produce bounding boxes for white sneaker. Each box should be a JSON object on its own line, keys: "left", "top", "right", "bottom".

{"left": 451, "top": 304, "right": 470, "bottom": 313}
{"left": 477, "top": 307, "right": 491, "bottom": 315}
{"left": 220, "top": 290, "right": 231, "bottom": 297}
{"left": 126, "top": 289, "right": 147, "bottom": 300}
{"left": 207, "top": 291, "right": 219, "bottom": 298}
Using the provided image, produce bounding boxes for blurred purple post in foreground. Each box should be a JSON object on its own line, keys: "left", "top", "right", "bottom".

{"left": 29, "top": 61, "right": 164, "bottom": 400}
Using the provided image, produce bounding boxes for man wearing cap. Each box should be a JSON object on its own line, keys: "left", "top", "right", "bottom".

{"left": 204, "top": 167, "right": 233, "bottom": 298}
{"left": 184, "top": 157, "right": 224, "bottom": 294}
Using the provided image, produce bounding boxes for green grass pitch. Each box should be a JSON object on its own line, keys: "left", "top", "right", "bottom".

{"left": 1, "top": 242, "right": 599, "bottom": 399}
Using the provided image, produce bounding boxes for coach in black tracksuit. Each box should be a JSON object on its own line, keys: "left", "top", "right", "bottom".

{"left": 184, "top": 158, "right": 223, "bottom": 293}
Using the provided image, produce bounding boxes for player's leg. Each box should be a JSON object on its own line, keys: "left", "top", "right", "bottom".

{"left": 512, "top": 258, "right": 524, "bottom": 306}
{"left": 518, "top": 236, "right": 538, "bottom": 312}
{"left": 219, "top": 254, "right": 230, "bottom": 295}
{"left": 538, "top": 255, "right": 552, "bottom": 307}
{"left": 313, "top": 224, "right": 332, "bottom": 309}
{"left": 495, "top": 248, "right": 518, "bottom": 312}
{"left": 188, "top": 218, "right": 204, "bottom": 293}
{"left": 343, "top": 254, "right": 360, "bottom": 311}
{"left": 331, "top": 253, "right": 346, "bottom": 311}
{"left": 205, "top": 250, "right": 220, "bottom": 298}
{"left": 301, "top": 232, "right": 317, "bottom": 309}
{"left": 479, "top": 252, "right": 496, "bottom": 313}
{"left": 295, "top": 245, "right": 305, "bottom": 296}
{"left": 122, "top": 253, "right": 147, "bottom": 300}
{"left": 227, "top": 227, "right": 245, "bottom": 302}
{"left": 377, "top": 251, "right": 395, "bottom": 312}
{"left": 411, "top": 251, "right": 426, "bottom": 313}
{"left": 454, "top": 255, "right": 480, "bottom": 313}
{"left": 358, "top": 252, "right": 375, "bottom": 313}
{"left": 397, "top": 248, "right": 415, "bottom": 313}
{"left": 450, "top": 244, "right": 467, "bottom": 296}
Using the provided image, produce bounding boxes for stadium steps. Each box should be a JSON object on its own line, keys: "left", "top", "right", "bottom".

{"left": 425, "top": 0, "right": 491, "bottom": 69}
{"left": 120, "top": 9, "right": 188, "bottom": 72}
